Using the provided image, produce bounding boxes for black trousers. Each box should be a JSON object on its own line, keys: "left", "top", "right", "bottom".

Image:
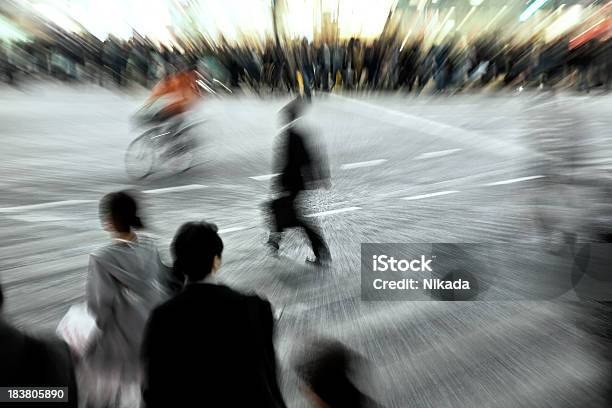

{"left": 268, "top": 192, "right": 329, "bottom": 260}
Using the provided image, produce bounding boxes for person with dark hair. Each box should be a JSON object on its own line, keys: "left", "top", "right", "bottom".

{"left": 0, "top": 283, "right": 79, "bottom": 408}
{"left": 297, "top": 340, "right": 379, "bottom": 408}
{"left": 141, "top": 221, "right": 286, "bottom": 408}
{"left": 81, "top": 190, "right": 167, "bottom": 407}
{"left": 267, "top": 99, "right": 331, "bottom": 266}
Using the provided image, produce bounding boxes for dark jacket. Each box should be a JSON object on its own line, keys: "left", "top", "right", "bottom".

{"left": 141, "top": 283, "right": 285, "bottom": 408}
{"left": 0, "top": 320, "right": 78, "bottom": 408}
{"left": 276, "top": 124, "right": 329, "bottom": 195}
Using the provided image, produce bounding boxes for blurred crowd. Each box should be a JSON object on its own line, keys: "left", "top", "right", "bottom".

{"left": 1, "top": 26, "right": 611, "bottom": 94}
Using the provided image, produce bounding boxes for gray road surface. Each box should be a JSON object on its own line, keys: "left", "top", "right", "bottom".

{"left": 1, "top": 84, "right": 612, "bottom": 407}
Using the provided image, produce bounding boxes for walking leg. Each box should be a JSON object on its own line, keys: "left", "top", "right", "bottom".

{"left": 297, "top": 215, "right": 330, "bottom": 264}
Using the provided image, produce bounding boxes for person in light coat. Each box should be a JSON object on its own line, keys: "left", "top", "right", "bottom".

{"left": 82, "top": 190, "right": 173, "bottom": 407}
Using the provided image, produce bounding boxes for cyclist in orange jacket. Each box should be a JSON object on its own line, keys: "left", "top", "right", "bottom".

{"left": 147, "top": 68, "right": 200, "bottom": 120}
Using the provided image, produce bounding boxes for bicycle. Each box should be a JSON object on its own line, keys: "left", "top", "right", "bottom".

{"left": 125, "top": 117, "right": 205, "bottom": 180}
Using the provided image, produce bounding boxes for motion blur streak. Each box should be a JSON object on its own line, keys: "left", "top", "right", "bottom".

{"left": 1, "top": 0, "right": 612, "bottom": 407}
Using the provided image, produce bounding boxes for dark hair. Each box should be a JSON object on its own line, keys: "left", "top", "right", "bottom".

{"left": 172, "top": 221, "right": 223, "bottom": 282}
{"left": 297, "top": 340, "right": 366, "bottom": 408}
{"left": 99, "top": 190, "right": 144, "bottom": 233}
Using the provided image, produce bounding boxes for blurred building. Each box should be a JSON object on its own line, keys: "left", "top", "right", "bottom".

{"left": 2, "top": 0, "right": 609, "bottom": 46}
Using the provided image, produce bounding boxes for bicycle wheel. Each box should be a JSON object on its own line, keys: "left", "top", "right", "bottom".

{"left": 168, "top": 121, "right": 207, "bottom": 173}
{"left": 125, "top": 130, "right": 157, "bottom": 179}
{"left": 163, "top": 133, "right": 199, "bottom": 174}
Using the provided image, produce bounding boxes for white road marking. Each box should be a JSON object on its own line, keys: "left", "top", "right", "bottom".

{"left": 7, "top": 214, "right": 72, "bottom": 222}
{"left": 377, "top": 169, "right": 509, "bottom": 199}
{"left": 401, "top": 191, "right": 460, "bottom": 200}
{"left": 340, "top": 159, "right": 387, "bottom": 170}
{"left": 282, "top": 302, "right": 312, "bottom": 315}
{"left": 0, "top": 200, "right": 95, "bottom": 213}
{"left": 305, "top": 207, "right": 361, "bottom": 218}
{"left": 218, "top": 225, "right": 251, "bottom": 234}
{"left": 249, "top": 173, "right": 280, "bottom": 181}
{"left": 142, "top": 184, "right": 207, "bottom": 194}
{"left": 415, "top": 148, "right": 462, "bottom": 160}
{"left": 331, "top": 94, "right": 538, "bottom": 158}
{"left": 0, "top": 184, "right": 208, "bottom": 214}
{"left": 484, "top": 175, "right": 545, "bottom": 186}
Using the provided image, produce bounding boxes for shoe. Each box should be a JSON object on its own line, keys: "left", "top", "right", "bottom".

{"left": 266, "top": 241, "right": 280, "bottom": 257}
{"left": 306, "top": 255, "right": 331, "bottom": 267}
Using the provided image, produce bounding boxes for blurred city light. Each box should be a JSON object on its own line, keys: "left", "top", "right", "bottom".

{"left": 0, "top": 15, "right": 28, "bottom": 41}
{"left": 520, "top": 0, "right": 552, "bottom": 22}
{"left": 456, "top": 6, "right": 476, "bottom": 31}
{"left": 545, "top": 5, "right": 583, "bottom": 42}
{"left": 484, "top": 5, "right": 508, "bottom": 31}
